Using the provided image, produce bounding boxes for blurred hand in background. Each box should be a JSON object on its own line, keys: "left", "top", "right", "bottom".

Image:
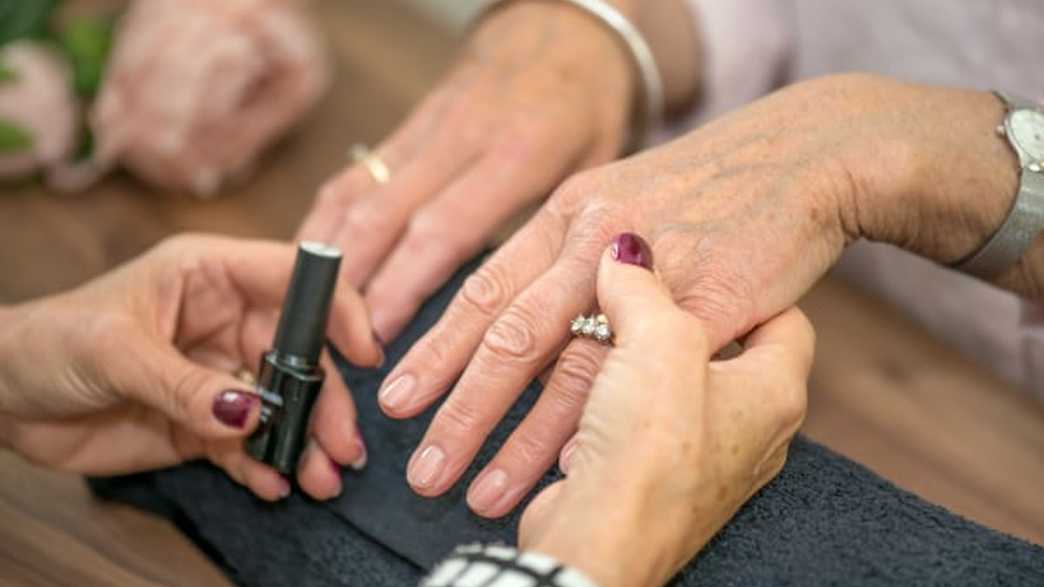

{"left": 88, "top": 0, "right": 330, "bottom": 196}
{"left": 0, "top": 41, "right": 79, "bottom": 183}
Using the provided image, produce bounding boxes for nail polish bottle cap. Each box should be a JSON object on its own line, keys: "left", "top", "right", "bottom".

{"left": 272, "top": 241, "right": 342, "bottom": 365}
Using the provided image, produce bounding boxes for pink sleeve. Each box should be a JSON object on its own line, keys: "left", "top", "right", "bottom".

{"left": 654, "top": 0, "right": 795, "bottom": 142}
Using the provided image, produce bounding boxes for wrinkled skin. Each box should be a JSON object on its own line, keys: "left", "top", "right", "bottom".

{"left": 297, "top": 2, "right": 634, "bottom": 339}
{"left": 381, "top": 74, "right": 1026, "bottom": 517}
{"left": 518, "top": 242, "right": 813, "bottom": 587}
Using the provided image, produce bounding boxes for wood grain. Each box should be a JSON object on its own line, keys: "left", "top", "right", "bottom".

{"left": 801, "top": 276, "right": 1044, "bottom": 545}
{"left": 0, "top": 1, "right": 1042, "bottom": 585}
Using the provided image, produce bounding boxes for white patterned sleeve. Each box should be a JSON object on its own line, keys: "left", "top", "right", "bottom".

{"left": 421, "top": 544, "right": 599, "bottom": 587}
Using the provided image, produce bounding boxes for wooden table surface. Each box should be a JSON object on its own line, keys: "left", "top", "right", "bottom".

{"left": 1, "top": 1, "right": 1042, "bottom": 585}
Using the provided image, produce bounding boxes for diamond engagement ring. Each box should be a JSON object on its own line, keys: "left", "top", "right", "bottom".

{"left": 350, "top": 143, "right": 391, "bottom": 185}
{"left": 570, "top": 313, "right": 613, "bottom": 345}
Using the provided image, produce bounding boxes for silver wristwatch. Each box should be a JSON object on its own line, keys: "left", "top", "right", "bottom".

{"left": 955, "top": 91, "right": 1044, "bottom": 278}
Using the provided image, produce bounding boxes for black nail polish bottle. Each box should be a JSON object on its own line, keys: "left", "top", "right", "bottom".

{"left": 246, "top": 241, "right": 342, "bottom": 475}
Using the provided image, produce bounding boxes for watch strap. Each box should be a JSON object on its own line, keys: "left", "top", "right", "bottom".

{"left": 955, "top": 166, "right": 1044, "bottom": 278}
{"left": 994, "top": 90, "right": 1040, "bottom": 113}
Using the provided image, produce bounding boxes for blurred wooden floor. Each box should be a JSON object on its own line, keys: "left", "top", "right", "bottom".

{"left": 1, "top": 0, "right": 1042, "bottom": 585}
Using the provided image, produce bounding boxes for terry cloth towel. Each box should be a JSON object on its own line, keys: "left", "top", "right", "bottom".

{"left": 91, "top": 259, "right": 1044, "bottom": 587}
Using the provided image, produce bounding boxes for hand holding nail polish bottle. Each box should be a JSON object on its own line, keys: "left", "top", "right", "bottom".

{"left": 247, "top": 241, "right": 342, "bottom": 475}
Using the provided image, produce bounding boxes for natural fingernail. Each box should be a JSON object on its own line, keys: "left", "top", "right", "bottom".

{"left": 350, "top": 433, "right": 368, "bottom": 471}
{"left": 379, "top": 373, "right": 415, "bottom": 411}
{"left": 610, "top": 232, "right": 654, "bottom": 269}
{"left": 277, "top": 478, "right": 292, "bottom": 499}
{"left": 212, "top": 389, "right": 257, "bottom": 429}
{"left": 329, "top": 456, "right": 342, "bottom": 476}
{"left": 407, "top": 444, "right": 445, "bottom": 490}
{"left": 467, "top": 468, "right": 509, "bottom": 514}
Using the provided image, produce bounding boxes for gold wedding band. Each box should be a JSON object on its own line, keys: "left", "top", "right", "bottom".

{"left": 350, "top": 143, "right": 391, "bottom": 185}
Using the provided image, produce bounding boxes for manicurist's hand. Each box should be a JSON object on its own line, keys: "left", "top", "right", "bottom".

{"left": 297, "top": 0, "right": 699, "bottom": 342}
{"left": 0, "top": 235, "right": 382, "bottom": 501}
{"left": 517, "top": 236, "right": 813, "bottom": 587}
{"left": 383, "top": 74, "right": 1027, "bottom": 515}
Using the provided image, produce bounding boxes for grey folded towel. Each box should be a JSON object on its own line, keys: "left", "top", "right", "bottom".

{"left": 91, "top": 259, "right": 1044, "bottom": 586}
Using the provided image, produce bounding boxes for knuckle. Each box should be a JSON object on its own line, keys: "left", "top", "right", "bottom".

{"left": 570, "top": 203, "right": 631, "bottom": 248}
{"left": 764, "top": 372, "right": 808, "bottom": 434}
{"left": 757, "top": 446, "right": 790, "bottom": 484}
{"left": 547, "top": 347, "right": 602, "bottom": 412}
{"left": 778, "top": 378, "right": 809, "bottom": 430}
{"left": 481, "top": 306, "right": 541, "bottom": 362}
{"left": 342, "top": 198, "right": 397, "bottom": 237}
{"left": 507, "top": 429, "right": 555, "bottom": 469}
{"left": 316, "top": 180, "right": 347, "bottom": 208}
{"left": 548, "top": 172, "right": 596, "bottom": 215}
{"left": 406, "top": 210, "right": 473, "bottom": 260}
{"left": 672, "top": 261, "right": 756, "bottom": 341}
{"left": 459, "top": 264, "right": 512, "bottom": 319}
{"left": 436, "top": 397, "right": 487, "bottom": 436}
{"left": 153, "top": 232, "right": 205, "bottom": 259}
{"left": 411, "top": 335, "right": 458, "bottom": 392}
{"left": 490, "top": 127, "right": 548, "bottom": 170}
{"left": 166, "top": 368, "right": 209, "bottom": 422}
{"left": 555, "top": 170, "right": 599, "bottom": 203}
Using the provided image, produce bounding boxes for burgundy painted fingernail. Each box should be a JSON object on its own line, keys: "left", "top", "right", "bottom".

{"left": 610, "top": 232, "right": 654, "bottom": 269}
{"left": 212, "top": 390, "right": 257, "bottom": 429}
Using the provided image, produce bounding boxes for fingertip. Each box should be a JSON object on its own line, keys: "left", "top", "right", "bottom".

{"left": 327, "top": 292, "right": 384, "bottom": 368}
{"left": 234, "top": 454, "right": 291, "bottom": 502}
{"left": 297, "top": 440, "right": 343, "bottom": 501}
{"left": 210, "top": 387, "right": 261, "bottom": 436}
{"left": 371, "top": 311, "right": 407, "bottom": 349}
{"left": 311, "top": 362, "right": 365, "bottom": 466}
{"left": 595, "top": 232, "right": 680, "bottom": 345}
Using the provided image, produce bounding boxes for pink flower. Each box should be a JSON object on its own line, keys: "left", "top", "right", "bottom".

{"left": 89, "top": 0, "right": 330, "bottom": 197}
{"left": 0, "top": 41, "right": 79, "bottom": 181}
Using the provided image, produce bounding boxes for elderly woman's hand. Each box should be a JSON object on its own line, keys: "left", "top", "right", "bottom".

{"left": 516, "top": 236, "right": 813, "bottom": 587}
{"left": 382, "top": 73, "right": 1023, "bottom": 516}
{"left": 297, "top": 0, "right": 700, "bottom": 341}
{"left": 0, "top": 235, "right": 381, "bottom": 501}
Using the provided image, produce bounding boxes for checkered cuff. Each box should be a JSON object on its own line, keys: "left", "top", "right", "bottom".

{"left": 421, "top": 543, "right": 599, "bottom": 587}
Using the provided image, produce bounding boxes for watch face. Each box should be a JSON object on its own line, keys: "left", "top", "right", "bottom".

{"left": 1009, "top": 109, "right": 1044, "bottom": 159}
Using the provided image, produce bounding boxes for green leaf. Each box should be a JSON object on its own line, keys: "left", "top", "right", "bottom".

{"left": 0, "top": 0, "right": 62, "bottom": 46}
{"left": 0, "top": 60, "right": 17, "bottom": 84}
{"left": 58, "top": 15, "right": 114, "bottom": 97}
{"left": 73, "top": 123, "right": 93, "bottom": 162}
{"left": 0, "top": 119, "right": 34, "bottom": 154}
